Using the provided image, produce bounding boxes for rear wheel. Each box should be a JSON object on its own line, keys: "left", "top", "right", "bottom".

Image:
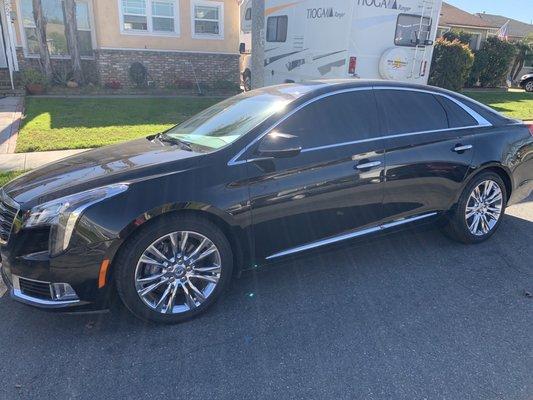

{"left": 115, "top": 215, "right": 233, "bottom": 324}
{"left": 444, "top": 172, "right": 507, "bottom": 244}
{"left": 525, "top": 79, "right": 533, "bottom": 93}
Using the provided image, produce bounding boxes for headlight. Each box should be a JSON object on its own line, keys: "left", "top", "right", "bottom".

{"left": 23, "top": 184, "right": 128, "bottom": 256}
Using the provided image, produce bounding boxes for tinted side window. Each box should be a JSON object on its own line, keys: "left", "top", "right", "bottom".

{"left": 435, "top": 96, "right": 478, "bottom": 128}
{"left": 377, "top": 90, "right": 448, "bottom": 134}
{"left": 275, "top": 91, "right": 380, "bottom": 149}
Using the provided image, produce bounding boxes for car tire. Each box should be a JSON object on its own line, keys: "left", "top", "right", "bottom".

{"left": 524, "top": 79, "right": 533, "bottom": 93}
{"left": 115, "top": 214, "right": 233, "bottom": 324}
{"left": 444, "top": 171, "right": 507, "bottom": 244}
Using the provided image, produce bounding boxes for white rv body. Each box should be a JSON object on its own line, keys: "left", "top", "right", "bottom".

{"left": 240, "top": 0, "right": 443, "bottom": 87}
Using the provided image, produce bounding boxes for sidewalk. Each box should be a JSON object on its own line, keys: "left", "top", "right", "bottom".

{"left": 0, "top": 97, "right": 23, "bottom": 154}
{"left": 0, "top": 149, "right": 89, "bottom": 172}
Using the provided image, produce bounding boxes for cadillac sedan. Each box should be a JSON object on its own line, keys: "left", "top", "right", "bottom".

{"left": 1, "top": 80, "right": 532, "bottom": 323}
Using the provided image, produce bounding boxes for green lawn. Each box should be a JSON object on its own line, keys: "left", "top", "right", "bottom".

{"left": 16, "top": 97, "right": 220, "bottom": 153}
{"left": 0, "top": 171, "right": 24, "bottom": 187}
{"left": 464, "top": 91, "right": 533, "bottom": 120}
{"left": 15, "top": 91, "right": 532, "bottom": 153}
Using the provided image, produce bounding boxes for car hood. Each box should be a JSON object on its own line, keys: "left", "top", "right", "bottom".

{"left": 3, "top": 138, "right": 206, "bottom": 206}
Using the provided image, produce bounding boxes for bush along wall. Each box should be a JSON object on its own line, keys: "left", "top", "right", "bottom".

{"left": 468, "top": 36, "right": 517, "bottom": 88}
{"left": 429, "top": 38, "right": 474, "bottom": 91}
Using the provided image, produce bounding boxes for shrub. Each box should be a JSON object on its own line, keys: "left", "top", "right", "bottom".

{"left": 129, "top": 62, "right": 148, "bottom": 87}
{"left": 104, "top": 80, "right": 122, "bottom": 90}
{"left": 20, "top": 68, "right": 48, "bottom": 87}
{"left": 468, "top": 36, "right": 517, "bottom": 87}
{"left": 52, "top": 67, "right": 74, "bottom": 86}
{"left": 442, "top": 30, "right": 473, "bottom": 46}
{"left": 429, "top": 38, "right": 474, "bottom": 91}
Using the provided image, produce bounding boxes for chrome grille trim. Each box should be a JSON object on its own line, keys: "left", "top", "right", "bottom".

{"left": 0, "top": 189, "right": 19, "bottom": 245}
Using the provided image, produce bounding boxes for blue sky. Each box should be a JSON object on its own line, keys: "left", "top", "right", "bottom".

{"left": 444, "top": 0, "right": 533, "bottom": 24}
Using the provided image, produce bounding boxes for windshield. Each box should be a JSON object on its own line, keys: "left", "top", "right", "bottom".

{"left": 163, "top": 92, "right": 292, "bottom": 151}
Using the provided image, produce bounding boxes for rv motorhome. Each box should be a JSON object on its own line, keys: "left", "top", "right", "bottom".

{"left": 239, "top": 0, "right": 443, "bottom": 89}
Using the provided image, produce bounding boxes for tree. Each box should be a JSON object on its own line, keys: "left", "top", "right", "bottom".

{"left": 32, "top": 0, "right": 53, "bottom": 80}
{"left": 510, "top": 37, "right": 532, "bottom": 82}
{"left": 63, "top": 0, "right": 84, "bottom": 84}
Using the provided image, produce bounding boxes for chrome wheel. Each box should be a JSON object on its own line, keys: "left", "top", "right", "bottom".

{"left": 134, "top": 231, "right": 221, "bottom": 314}
{"left": 465, "top": 180, "right": 503, "bottom": 236}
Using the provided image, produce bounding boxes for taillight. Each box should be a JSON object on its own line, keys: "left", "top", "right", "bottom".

{"left": 348, "top": 57, "right": 357, "bottom": 75}
{"left": 420, "top": 61, "right": 427, "bottom": 77}
{"left": 527, "top": 124, "right": 533, "bottom": 136}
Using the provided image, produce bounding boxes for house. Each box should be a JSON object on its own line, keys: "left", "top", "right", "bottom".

{"left": 437, "top": 2, "right": 501, "bottom": 50}
{"left": 475, "top": 13, "right": 533, "bottom": 42}
{"left": 0, "top": 0, "right": 240, "bottom": 89}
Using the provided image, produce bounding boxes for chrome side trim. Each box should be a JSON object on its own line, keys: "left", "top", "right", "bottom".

{"left": 11, "top": 275, "right": 80, "bottom": 307}
{"left": 228, "top": 85, "right": 491, "bottom": 166}
{"left": 265, "top": 212, "right": 438, "bottom": 260}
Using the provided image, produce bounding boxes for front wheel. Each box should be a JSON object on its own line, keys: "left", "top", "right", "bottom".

{"left": 115, "top": 215, "right": 233, "bottom": 324}
{"left": 444, "top": 172, "right": 507, "bottom": 244}
{"left": 524, "top": 80, "right": 533, "bottom": 93}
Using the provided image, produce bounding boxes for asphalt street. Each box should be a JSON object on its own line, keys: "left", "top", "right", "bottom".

{"left": 1, "top": 195, "right": 532, "bottom": 400}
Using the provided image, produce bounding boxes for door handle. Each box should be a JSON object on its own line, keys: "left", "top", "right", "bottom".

{"left": 355, "top": 161, "right": 382, "bottom": 170}
{"left": 453, "top": 144, "right": 473, "bottom": 153}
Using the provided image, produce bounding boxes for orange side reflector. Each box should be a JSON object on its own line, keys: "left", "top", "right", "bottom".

{"left": 98, "top": 259, "right": 110, "bottom": 289}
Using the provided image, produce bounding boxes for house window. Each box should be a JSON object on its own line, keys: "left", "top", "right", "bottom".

{"left": 395, "top": 14, "right": 432, "bottom": 47}
{"left": 192, "top": 0, "right": 223, "bottom": 38}
{"left": 21, "top": 0, "right": 94, "bottom": 57}
{"left": 120, "top": 0, "right": 179, "bottom": 34}
{"left": 266, "top": 16, "right": 288, "bottom": 42}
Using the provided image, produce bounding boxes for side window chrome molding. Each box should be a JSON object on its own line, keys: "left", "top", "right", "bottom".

{"left": 227, "top": 85, "right": 492, "bottom": 166}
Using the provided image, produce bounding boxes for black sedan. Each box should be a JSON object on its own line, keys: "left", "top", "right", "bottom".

{"left": 1, "top": 80, "right": 532, "bottom": 323}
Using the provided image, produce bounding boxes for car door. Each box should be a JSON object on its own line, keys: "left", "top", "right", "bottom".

{"left": 376, "top": 88, "right": 479, "bottom": 220}
{"left": 244, "top": 89, "right": 387, "bottom": 261}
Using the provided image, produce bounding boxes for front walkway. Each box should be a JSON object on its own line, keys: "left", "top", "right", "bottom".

{"left": 0, "top": 149, "right": 89, "bottom": 172}
{"left": 0, "top": 97, "right": 23, "bottom": 154}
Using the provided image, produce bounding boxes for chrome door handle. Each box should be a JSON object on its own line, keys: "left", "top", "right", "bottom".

{"left": 356, "top": 161, "right": 382, "bottom": 170}
{"left": 453, "top": 144, "right": 473, "bottom": 152}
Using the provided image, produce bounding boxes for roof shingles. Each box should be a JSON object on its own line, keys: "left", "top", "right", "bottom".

{"left": 440, "top": 2, "right": 500, "bottom": 29}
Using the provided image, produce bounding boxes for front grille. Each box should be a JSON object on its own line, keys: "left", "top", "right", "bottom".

{"left": 18, "top": 277, "right": 53, "bottom": 300}
{"left": 0, "top": 190, "right": 19, "bottom": 244}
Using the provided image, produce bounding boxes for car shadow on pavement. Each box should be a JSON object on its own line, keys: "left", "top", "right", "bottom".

{"left": 1, "top": 210, "right": 532, "bottom": 399}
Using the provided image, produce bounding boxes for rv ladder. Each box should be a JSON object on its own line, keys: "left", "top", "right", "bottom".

{"left": 408, "top": 0, "right": 435, "bottom": 80}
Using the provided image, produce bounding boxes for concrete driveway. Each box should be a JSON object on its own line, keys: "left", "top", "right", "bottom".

{"left": 1, "top": 196, "right": 532, "bottom": 400}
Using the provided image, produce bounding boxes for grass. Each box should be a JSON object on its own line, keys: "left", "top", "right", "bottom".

{"left": 0, "top": 171, "right": 24, "bottom": 187}
{"left": 463, "top": 91, "right": 533, "bottom": 120}
{"left": 15, "top": 91, "right": 532, "bottom": 153}
{"left": 16, "top": 97, "right": 220, "bottom": 153}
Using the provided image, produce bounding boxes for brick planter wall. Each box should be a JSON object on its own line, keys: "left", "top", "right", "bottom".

{"left": 14, "top": 48, "right": 99, "bottom": 86}
{"left": 95, "top": 49, "right": 240, "bottom": 89}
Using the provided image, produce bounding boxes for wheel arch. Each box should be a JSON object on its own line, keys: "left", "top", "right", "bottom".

{"left": 463, "top": 164, "right": 513, "bottom": 202}
{"left": 104, "top": 203, "right": 251, "bottom": 285}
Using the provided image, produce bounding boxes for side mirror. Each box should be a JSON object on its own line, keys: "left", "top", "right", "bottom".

{"left": 257, "top": 132, "right": 302, "bottom": 159}
{"left": 239, "top": 42, "right": 246, "bottom": 54}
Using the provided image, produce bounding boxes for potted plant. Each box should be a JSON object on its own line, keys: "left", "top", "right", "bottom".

{"left": 21, "top": 69, "right": 48, "bottom": 95}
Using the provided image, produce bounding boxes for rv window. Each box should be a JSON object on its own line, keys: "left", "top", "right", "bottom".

{"left": 274, "top": 91, "right": 380, "bottom": 148}
{"left": 266, "top": 16, "right": 288, "bottom": 42}
{"left": 245, "top": 7, "right": 252, "bottom": 20}
{"left": 395, "top": 14, "right": 431, "bottom": 47}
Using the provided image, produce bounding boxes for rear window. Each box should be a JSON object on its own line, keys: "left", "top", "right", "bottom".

{"left": 395, "top": 14, "right": 432, "bottom": 47}
{"left": 455, "top": 96, "right": 513, "bottom": 126}
{"left": 435, "top": 96, "right": 478, "bottom": 128}
{"left": 377, "top": 90, "right": 448, "bottom": 134}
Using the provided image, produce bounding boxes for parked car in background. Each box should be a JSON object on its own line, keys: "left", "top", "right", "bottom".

{"left": 1, "top": 80, "right": 532, "bottom": 324}
{"left": 519, "top": 73, "right": 533, "bottom": 92}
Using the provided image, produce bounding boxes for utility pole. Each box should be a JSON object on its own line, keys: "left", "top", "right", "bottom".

{"left": 251, "top": 0, "right": 265, "bottom": 89}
